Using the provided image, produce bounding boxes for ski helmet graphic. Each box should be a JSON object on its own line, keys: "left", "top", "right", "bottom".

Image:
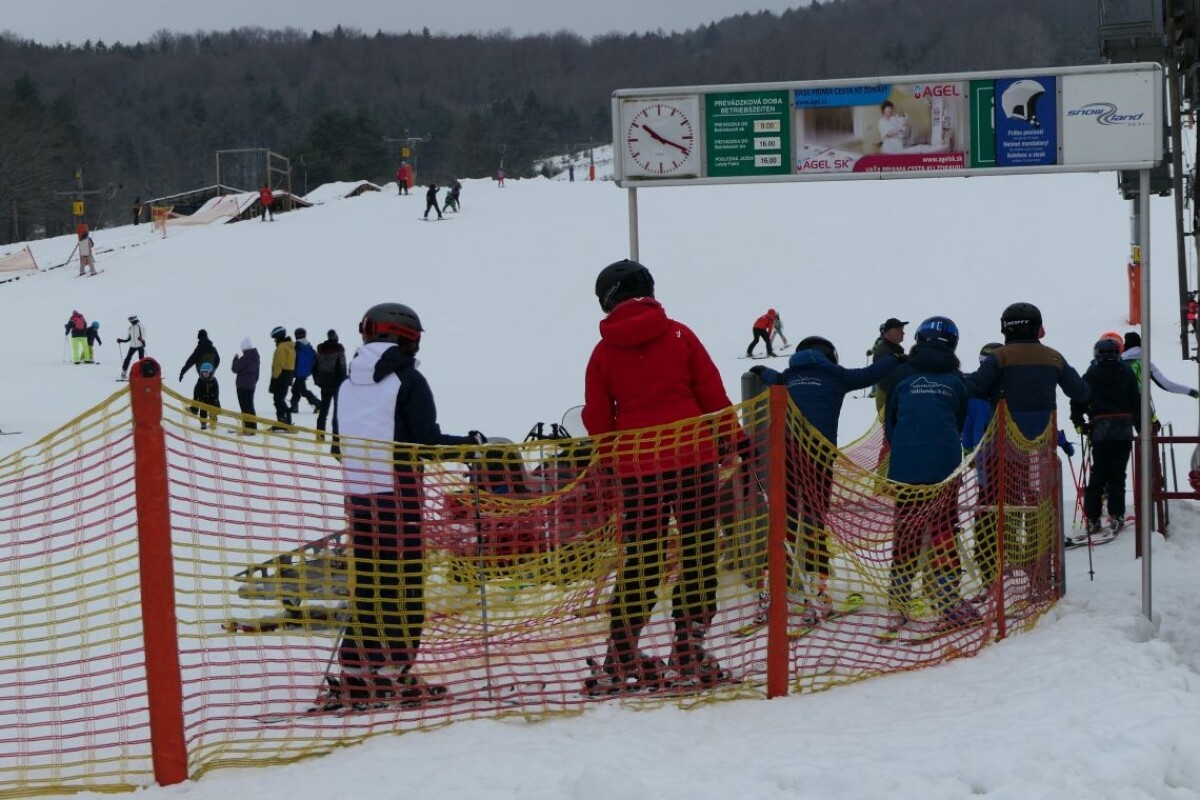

{"left": 915, "top": 316, "right": 959, "bottom": 350}
{"left": 795, "top": 335, "right": 838, "bottom": 364}
{"left": 595, "top": 259, "right": 655, "bottom": 313}
{"left": 1000, "top": 79, "right": 1046, "bottom": 128}
{"left": 360, "top": 302, "right": 423, "bottom": 344}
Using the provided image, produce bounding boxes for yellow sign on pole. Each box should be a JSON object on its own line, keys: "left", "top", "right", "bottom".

{"left": 401, "top": 147, "right": 411, "bottom": 158}
{"left": 1131, "top": 245, "right": 1142, "bottom": 264}
{"left": 72, "top": 201, "right": 85, "bottom": 217}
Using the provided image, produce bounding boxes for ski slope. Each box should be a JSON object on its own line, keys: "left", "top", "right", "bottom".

{"left": 3, "top": 171, "right": 1200, "bottom": 799}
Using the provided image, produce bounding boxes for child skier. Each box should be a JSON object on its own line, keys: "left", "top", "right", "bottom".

{"left": 85, "top": 321, "right": 102, "bottom": 363}
{"left": 189, "top": 362, "right": 221, "bottom": 430}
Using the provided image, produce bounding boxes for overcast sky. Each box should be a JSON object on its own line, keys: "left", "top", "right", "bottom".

{"left": 1, "top": 0, "right": 804, "bottom": 46}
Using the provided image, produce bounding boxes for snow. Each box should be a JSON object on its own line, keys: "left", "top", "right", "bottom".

{"left": 6, "top": 169, "right": 1200, "bottom": 799}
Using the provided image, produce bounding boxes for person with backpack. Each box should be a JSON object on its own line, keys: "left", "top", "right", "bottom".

{"left": 423, "top": 183, "right": 443, "bottom": 220}
{"left": 117, "top": 315, "right": 146, "bottom": 380}
{"left": 230, "top": 337, "right": 261, "bottom": 433}
{"left": 745, "top": 308, "right": 779, "bottom": 358}
{"left": 64, "top": 310, "right": 89, "bottom": 364}
{"left": 259, "top": 184, "right": 275, "bottom": 221}
{"left": 1071, "top": 337, "right": 1141, "bottom": 537}
{"left": 268, "top": 326, "right": 295, "bottom": 429}
{"left": 179, "top": 330, "right": 220, "bottom": 382}
{"left": 289, "top": 328, "right": 320, "bottom": 414}
{"left": 188, "top": 362, "right": 221, "bottom": 431}
{"left": 85, "top": 321, "right": 102, "bottom": 364}
{"left": 313, "top": 329, "right": 347, "bottom": 433}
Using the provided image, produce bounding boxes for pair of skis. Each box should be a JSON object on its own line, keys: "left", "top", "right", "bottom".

{"left": 734, "top": 592, "right": 865, "bottom": 639}
{"left": 1064, "top": 519, "right": 1126, "bottom": 550}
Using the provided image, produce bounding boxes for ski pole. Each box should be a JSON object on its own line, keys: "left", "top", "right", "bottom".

{"left": 61, "top": 334, "right": 68, "bottom": 363}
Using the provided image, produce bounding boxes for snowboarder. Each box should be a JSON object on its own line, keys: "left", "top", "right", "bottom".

{"left": 259, "top": 184, "right": 275, "bottom": 221}
{"left": 230, "top": 337, "right": 260, "bottom": 433}
{"left": 188, "top": 362, "right": 221, "bottom": 430}
{"left": 313, "top": 329, "right": 347, "bottom": 433}
{"left": 882, "top": 316, "right": 979, "bottom": 634}
{"left": 423, "top": 183, "right": 442, "bottom": 220}
{"left": 749, "top": 335, "right": 901, "bottom": 624}
{"left": 117, "top": 315, "right": 146, "bottom": 380}
{"left": 582, "top": 259, "right": 739, "bottom": 693}
{"left": 746, "top": 309, "right": 779, "bottom": 358}
{"left": 179, "top": 330, "right": 220, "bottom": 382}
{"left": 268, "top": 326, "right": 295, "bottom": 428}
{"left": 323, "top": 301, "right": 485, "bottom": 707}
{"left": 64, "top": 310, "right": 89, "bottom": 364}
{"left": 1071, "top": 337, "right": 1140, "bottom": 535}
{"left": 289, "top": 328, "right": 320, "bottom": 414}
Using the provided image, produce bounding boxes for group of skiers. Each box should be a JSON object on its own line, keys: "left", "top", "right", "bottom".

{"left": 421, "top": 179, "right": 462, "bottom": 220}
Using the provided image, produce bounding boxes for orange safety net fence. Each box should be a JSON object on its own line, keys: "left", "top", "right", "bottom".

{"left": 0, "top": 372, "right": 1062, "bottom": 796}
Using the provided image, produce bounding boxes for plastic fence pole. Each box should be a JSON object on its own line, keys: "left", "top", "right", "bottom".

{"left": 766, "top": 385, "right": 789, "bottom": 698}
{"left": 128, "top": 358, "right": 188, "bottom": 786}
{"left": 994, "top": 399, "right": 1008, "bottom": 642}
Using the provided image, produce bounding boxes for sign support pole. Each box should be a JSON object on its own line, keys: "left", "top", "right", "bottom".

{"left": 628, "top": 187, "right": 640, "bottom": 262}
{"left": 1138, "top": 168, "right": 1153, "bottom": 620}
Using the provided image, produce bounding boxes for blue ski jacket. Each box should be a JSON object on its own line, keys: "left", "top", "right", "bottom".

{"left": 883, "top": 342, "right": 969, "bottom": 485}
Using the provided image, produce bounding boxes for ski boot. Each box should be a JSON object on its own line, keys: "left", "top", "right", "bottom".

{"left": 320, "top": 671, "right": 397, "bottom": 711}
{"left": 583, "top": 648, "right": 666, "bottom": 697}
{"left": 669, "top": 622, "right": 731, "bottom": 687}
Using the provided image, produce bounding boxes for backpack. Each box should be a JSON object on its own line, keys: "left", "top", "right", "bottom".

{"left": 71, "top": 313, "right": 86, "bottom": 332}
{"left": 314, "top": 348, "right": 344, "bottom": 386}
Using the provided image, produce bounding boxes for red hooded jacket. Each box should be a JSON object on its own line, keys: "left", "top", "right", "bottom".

{"left": 753, "top": 310, "right": 777, "bottom": 331}
{"left": 582, "top": 297, "right": 734, "bottom": 477}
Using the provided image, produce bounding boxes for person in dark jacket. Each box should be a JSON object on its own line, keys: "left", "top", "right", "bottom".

{"left": 423, "top": 184, "right": 442, "bottom": 220}
{"left": 751, "top": 336, "right": 901, "bottom": 622}
{"left": 582, "top": 259, "right": 741, "bottom": 693}
{"left": 324, "top": 302, "right": 484, "bottom": 708}
{"left": 1070, "top": 338, "right": 1141, "bottom": 535}
{"left": 313, "top": 329, "right": 347, "bottom": 433}
{"left": 84, "top": 321, "right": 102, "bottom": 364}
{"left": 444, "top": 178, "right": 462, "bottom": 212}
{"left": 188, "top": 362, "right": 221, "bottom": 430}
{"left": 230, "top": 337, "right": 261, "bottom": 433}
{"left": 870, "top": 317, "right": 908, "bottom": 413}
{"left": 179, "top": 329, "right": 220, "bottom": 382}
{"left": 882, "top": 316, "right": 978, "bottom": 634}
{"left": 289, "top": 327, "right": 320, "bottom": 414}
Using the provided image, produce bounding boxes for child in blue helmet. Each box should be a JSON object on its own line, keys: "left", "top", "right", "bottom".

{"left": 84, "top": 320, "right": 102, "bottom": 364}
{"left": 189, "top": 361, "right": 221, "bottom": 430}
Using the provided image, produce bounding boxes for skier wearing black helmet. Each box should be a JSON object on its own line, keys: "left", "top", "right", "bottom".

{"left": 965, "top": 302, "right": 1089, "bottom": 439}
{"left": 1070, "top": 338, "right": 1140, "bottom": 536}
{"left": 749, "top": 335, "right": 901, "bottom": 625}
{"left": 268, "top": 326, "right": 295, "bottom": 428}
{"left": 881, "top": 316, "right": 980, "bottom": 635}
{"left": 324, "top": 302, "right": 485, "bottom": 709}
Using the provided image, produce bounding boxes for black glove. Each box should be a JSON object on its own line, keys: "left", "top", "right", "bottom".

{"left": 737, "top": 437, "right": 756, "bottom": 463}
{"left": 467, "top": 430, "right": 487, "bottom": 446}
{"left": 748, "top": 365, "right": 767, "bottom": 376}
{"left": 178, "top": 371, "right": 186, "bottom": 382}
{"left": 1190, "top": 389, "right": 1199, "bottom": 399}
{"left": 268, "top": 379, "right": 277, "bottom": 393}
{"left": 117, "top": 338, "right": 128, "bottom": 344}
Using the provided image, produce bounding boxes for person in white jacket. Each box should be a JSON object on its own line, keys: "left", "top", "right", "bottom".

{"left": 117, "top": 315, "right": 146, "bottom": 380}
{"left": 1122, "top": 331, "right": 1198, "bottom": 428}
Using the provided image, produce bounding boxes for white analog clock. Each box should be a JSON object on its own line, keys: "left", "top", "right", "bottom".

{"left": 622, "top": 97, "right": 700, "bottom": 178}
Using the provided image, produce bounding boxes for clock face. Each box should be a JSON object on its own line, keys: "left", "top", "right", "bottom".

{"left": 623, "top": 98, "right": 700, "bottom": 178}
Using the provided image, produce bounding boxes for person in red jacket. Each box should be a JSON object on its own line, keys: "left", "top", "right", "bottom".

{"left": 259, "top": 184, "right": 275, "bottom": 221}
{"left": 746, "top": 308, "right": 779, "bottom": 358}
{"left": 582, "top": 259, "right": 739, "bottom": 695}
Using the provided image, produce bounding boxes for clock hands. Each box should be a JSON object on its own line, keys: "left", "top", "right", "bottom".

{"left": 639, "top": 124, "right": 690, "bottom": 154}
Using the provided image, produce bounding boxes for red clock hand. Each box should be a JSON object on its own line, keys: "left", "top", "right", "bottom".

{"left": 640, "top": 124, "right": 689, "bottom": 154}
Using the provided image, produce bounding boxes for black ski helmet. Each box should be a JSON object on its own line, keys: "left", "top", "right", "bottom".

{"left": 979, "top": 341, "right": 1002, "bottom": 364}
{"left": 1000, "top": 302, "right": 1042, "bottom": 341}
{"left": 795, "top": 335, "right": 838, "bottom": 364}
{"left": 595, "top": 259, "right": 654, "bottom": 312}
{"left": 360, "top": 302, "right": 423, "bottom": 344}
{"left": 1093, "top": 337, "right": 1121, "bottom": 362}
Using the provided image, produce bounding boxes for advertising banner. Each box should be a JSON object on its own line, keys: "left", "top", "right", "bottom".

{"left": 793, "top": 82, "right": 967, "bottom": 175}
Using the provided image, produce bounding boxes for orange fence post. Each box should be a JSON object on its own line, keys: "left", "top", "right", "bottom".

{"left": 128, "top": 358, "right": 188, "bottom": 786}
{"left": 765, "top": 385, "right": 789, "bottom": 698}
{"left": 994, "top": 399, "right": 1008, "bottom": 642}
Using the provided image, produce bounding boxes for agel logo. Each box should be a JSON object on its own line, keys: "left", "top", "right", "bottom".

{"left": 1066, "top": 102, "right": 1145, "bottom": 125}
{"left": 911, "top": 84, "right": 960, "bottom": 99}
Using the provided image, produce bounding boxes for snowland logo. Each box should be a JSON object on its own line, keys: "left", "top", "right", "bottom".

{"left": 911, "top": 84, "right": 960, "bottom": 99}
{"left": 1066, "top": 102, "right": 1146, "bottom": 126}
{"left": 907, "top": 376, "right": 955, "bottom": 397}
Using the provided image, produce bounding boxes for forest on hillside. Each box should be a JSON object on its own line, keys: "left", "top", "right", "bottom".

{"left": 0, "top": 0, "right": 1099, "bottom": 243}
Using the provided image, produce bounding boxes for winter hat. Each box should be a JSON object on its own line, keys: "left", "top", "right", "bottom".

{"left": 128, "top": 315, "right": 138, "bottom": 323}
{"left": 198, "top": 329, "right": 208, "bottom": 339}
{"left": 240, "top": 337, "right": 253, "bottom": 351}
{"left": 880, "top": 317, "right": 908, "bottom": 334}
{"left": 295, "top": 327, "right": 307, "bottom": 339}
{"left": 327, "top": 329, "right": 338, "bottom": 342}
{"left": 199, "top": 362, "right": 214, "bottom": 374}
{"left": 1124, "top": 331, "right": 1141, "bottom": 350}
{"left": 270, "top": 326, "right": 286, "bottom": 339}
